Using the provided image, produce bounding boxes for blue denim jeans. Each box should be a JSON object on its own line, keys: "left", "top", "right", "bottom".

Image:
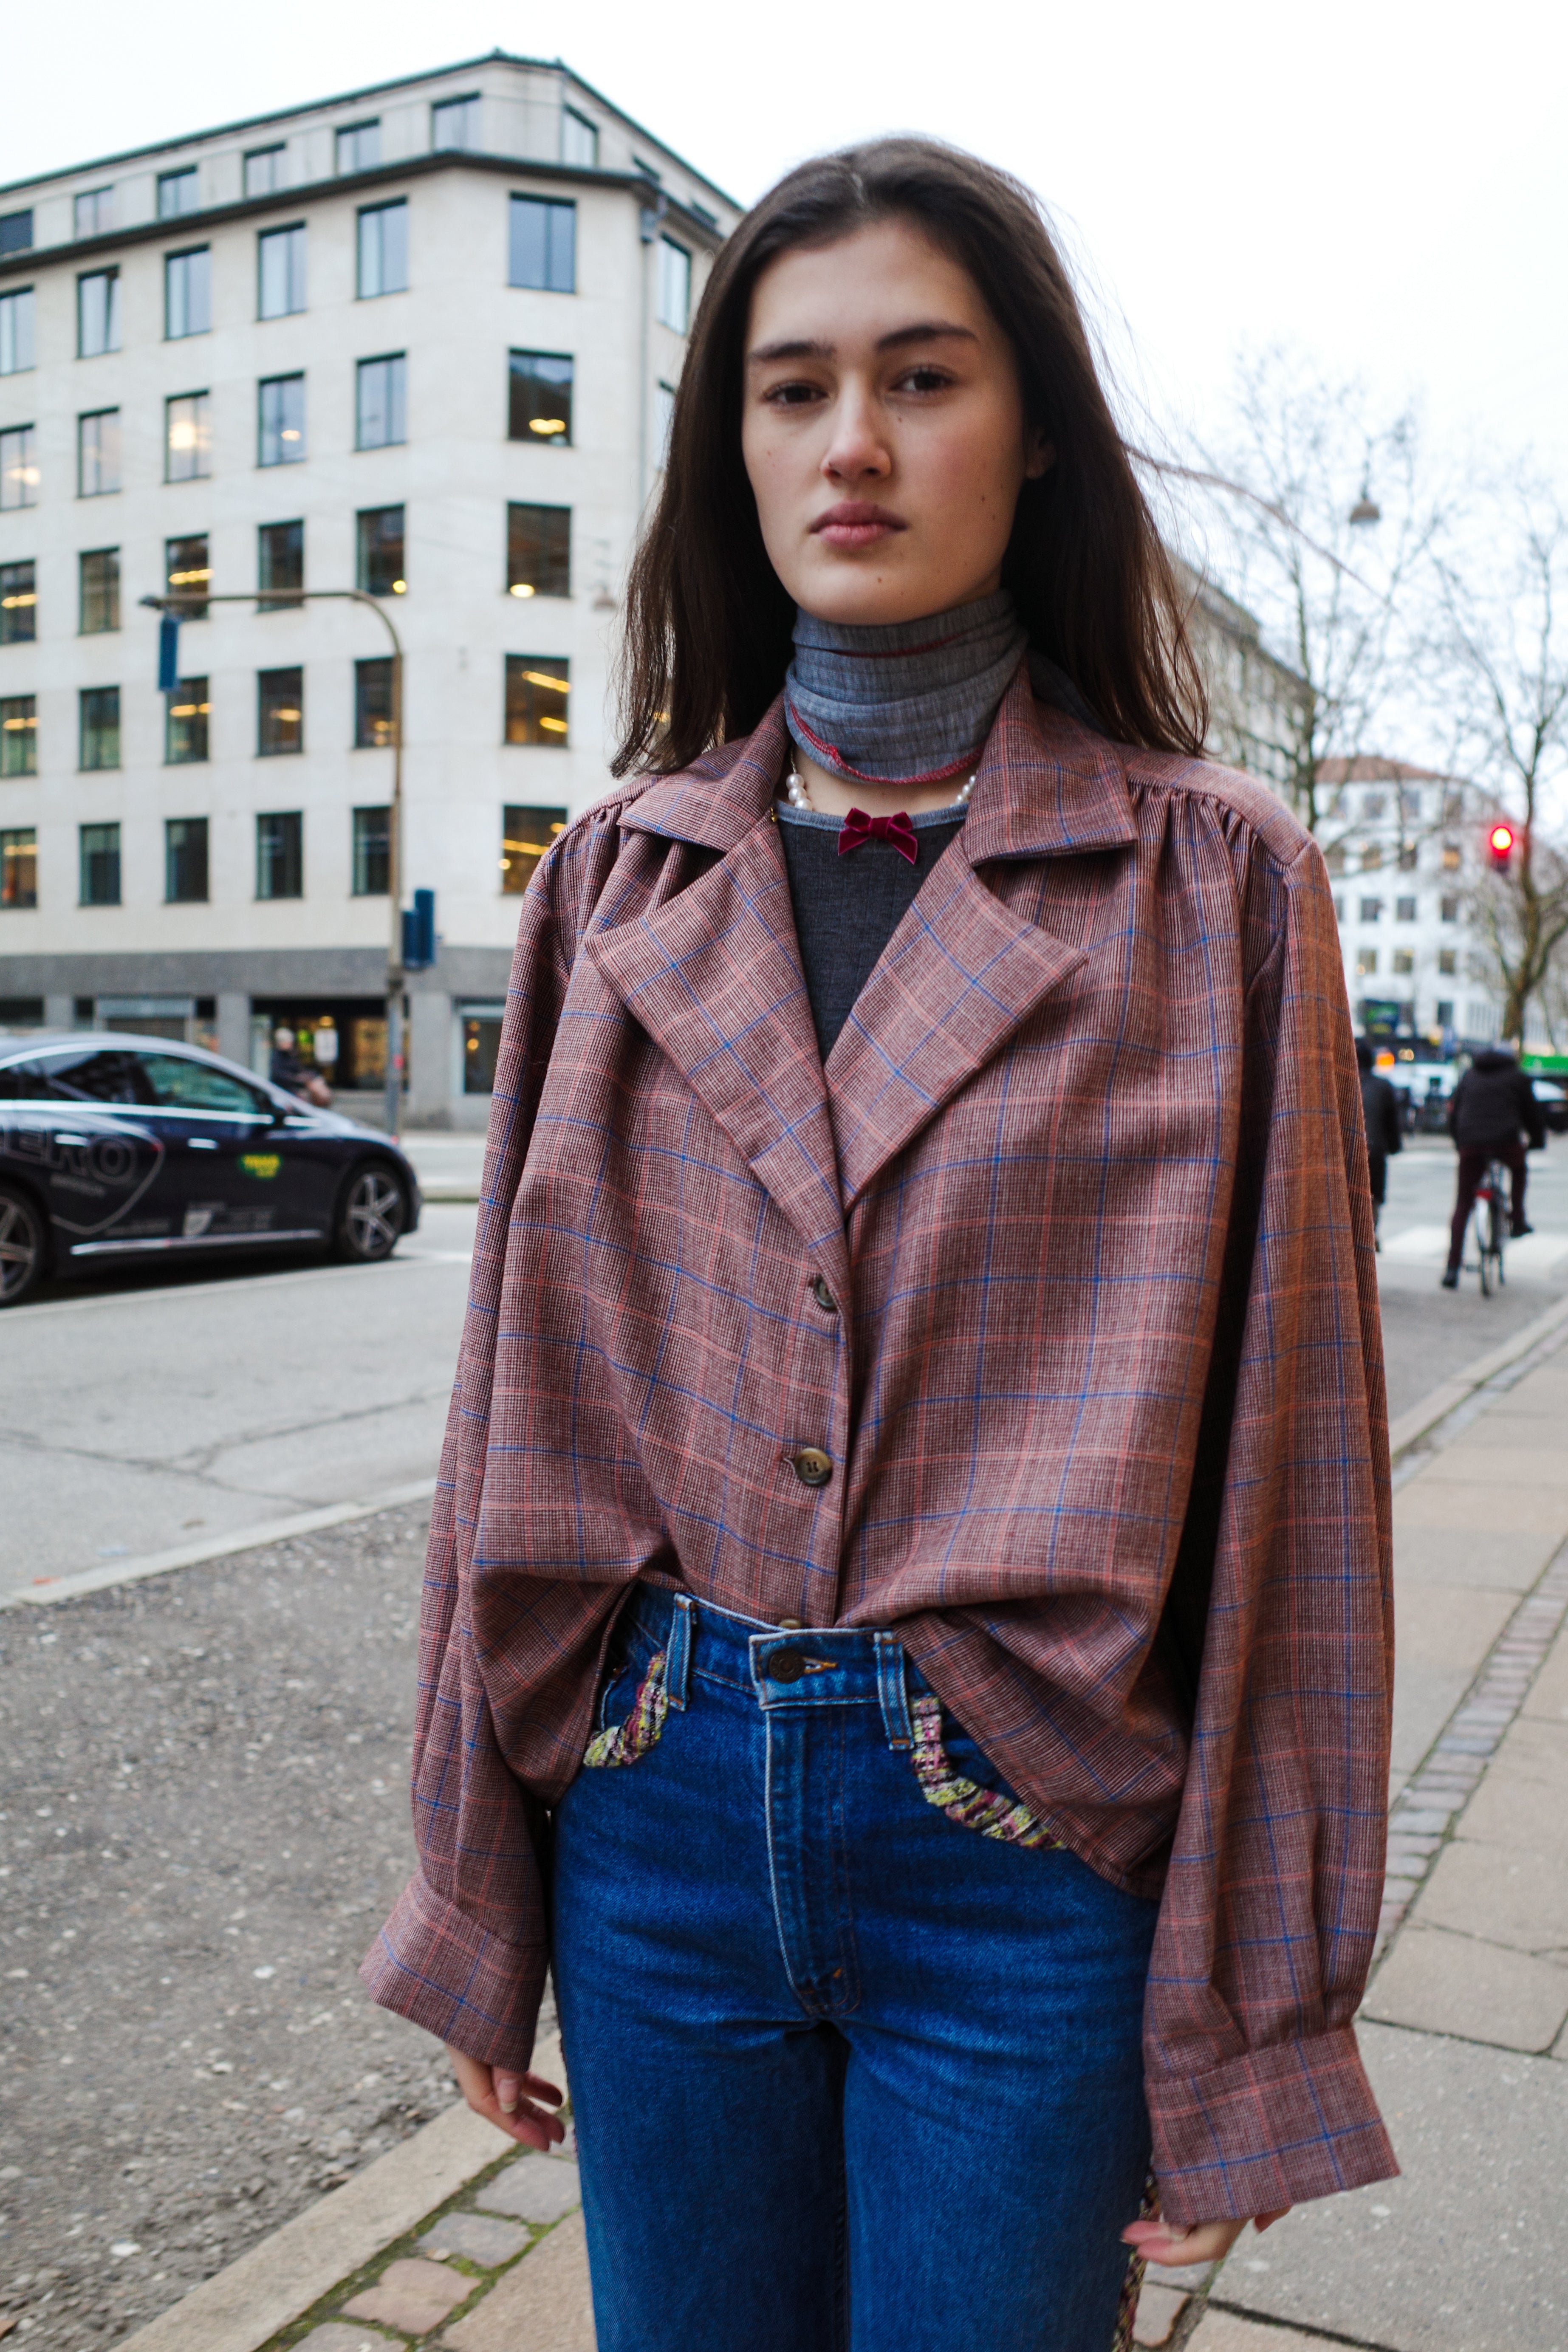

{"left": 551, "top": 1585, "right": 1159, "bottom": 2352}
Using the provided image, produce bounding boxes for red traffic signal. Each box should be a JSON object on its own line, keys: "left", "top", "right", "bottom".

{"left": 1488, "top": 822, "right": 1516, "bottom": 872}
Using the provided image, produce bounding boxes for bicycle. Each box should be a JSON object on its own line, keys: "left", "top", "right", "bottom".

{"left": 1468, "top": 1158, "right": 1509, "bottom": 1295}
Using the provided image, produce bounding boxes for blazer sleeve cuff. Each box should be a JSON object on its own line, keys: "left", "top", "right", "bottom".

{"left": 1147, "top": 2025, "right": 1398, "bottom": 2223}
{"left": 359, "top": 1868, "right": 551, "bottom": 2075}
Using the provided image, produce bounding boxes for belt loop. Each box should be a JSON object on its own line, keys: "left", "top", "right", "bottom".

{"left": 875, "top": 1632, "right": 912, "bottom": 1749}
{"left": 665, "top": 1593, "right": 695, "bottom": 1711}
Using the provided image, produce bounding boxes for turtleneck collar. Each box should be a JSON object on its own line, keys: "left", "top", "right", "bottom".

{"left": 783, "top": 590, "right": 1028, "bottom": 789}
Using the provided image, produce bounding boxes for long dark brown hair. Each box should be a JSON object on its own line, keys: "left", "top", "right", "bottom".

{"left": 614, "top": 137, "right": 1207, "bottom": 777}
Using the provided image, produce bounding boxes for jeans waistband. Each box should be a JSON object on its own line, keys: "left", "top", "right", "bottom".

{"left": 626, "top": 1584, "right": 916, "bottom": 1751}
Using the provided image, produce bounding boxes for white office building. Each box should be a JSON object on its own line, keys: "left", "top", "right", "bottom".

{"left": 0, "top": 54, "right": 738, "bottom": 1122}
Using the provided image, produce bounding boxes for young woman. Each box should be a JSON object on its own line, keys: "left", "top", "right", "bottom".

{"left": 364, "top": 139, "right": 1396, "bottom": 2351}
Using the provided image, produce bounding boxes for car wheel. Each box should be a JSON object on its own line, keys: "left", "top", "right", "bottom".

{"left": 334, "top": 1162, "right": 407, "bottom": 1263}
{"left": 0, "top": 1184, "right": 47, "bottom": 1307}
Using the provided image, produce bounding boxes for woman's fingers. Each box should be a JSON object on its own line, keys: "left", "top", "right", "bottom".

{"left": 446, "top": 2046, "right": 567, "bottom": 2150}
{"left": 1122, "top": 2208, "right": 1291, "bottom": 2267}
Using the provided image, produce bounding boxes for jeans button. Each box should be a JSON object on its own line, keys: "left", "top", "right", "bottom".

{"left": 811, "top": 1276, "right": 837, "bottom": 1313}
{"left": 793, "top": 1447, "right": 832, "bottom": 1487}
{"left": 768, "top": 1649, "right": 807, "bottom": 1683}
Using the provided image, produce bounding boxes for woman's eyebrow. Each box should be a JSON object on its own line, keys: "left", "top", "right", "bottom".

{"left": 746, "top": 320, "right": 979, "bottom": 367}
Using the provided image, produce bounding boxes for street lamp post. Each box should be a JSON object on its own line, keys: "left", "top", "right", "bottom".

{"left": 141, "top": 588, "right": 407, "bottom": 1135}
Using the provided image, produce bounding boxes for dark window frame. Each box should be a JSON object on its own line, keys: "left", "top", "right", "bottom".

{"left": 0, "top": 694, "right": 37, "bottom": 777}
{"left": 354, "top": 657, "right": 395, "bottom": 749}
{"left": 164, "top": 815, "right": 209, "bottom": 901}
{"left": 77, "top": 265, "right": 121, "bottom": 358}
{"left": 503, "top": 657, "right": 570, "bottom": 748}
{"left": 500, "top": 803, "right": 568, "bottom": 895}
{"left": 79, "top": 546, "right": 120, "bottom": 635}
{"left": 356, "top": 352, "right": 407, "bottom": 450}
{"left": 507, "top": 502, "right": 571, "bottom": 599}
{"left": 258, "top": 372, "right": 306, "bottom": 467}
{"left": 1, "top": 558, "right": 37, "bottom": 645}
{"left": 255, "top": 809, "right": 303, "bottom": 900}
{"left": 79, "top": 685, "right": 121, "bottom": 772}
{"left": 0, "top": 825, "right": 37, "bottom": 909}
{"left": 257, "top": 519, "right": 304, "bottom": 611}
{"left": 79, "top": 820, "right": 121, "bottom": 905}
{"left": 166, "top": 531, "right": 210, "bottom": 619}
{"left": 356, "top": 505, "right": 404, "bottom": 596}
{"left": 164, "top": 245, "right": 212, "bottom": 340}
{"left": 257, "top": 666, "right": 303, "bottom": 757}
{"left": 257, "top": 221, "right": 307, "bottom": 320}
{"left": 165, "top": 677, "right": 209, "bottom": 766}
{"left": 508, "top": 195, "right": 576, "bottom": 293}
{"left": 507, "top": 349, "right": 573, "bottom": 445}
{"left": 356, "top": 198, "right": 409, "bottom": 299}
{"left": 352, "top": 804, "right": 390, "bottom": 896}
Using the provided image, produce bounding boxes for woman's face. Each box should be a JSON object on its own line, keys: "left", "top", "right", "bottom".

{"left": 741, "top": 216, "right": 1050, "bottom": 627}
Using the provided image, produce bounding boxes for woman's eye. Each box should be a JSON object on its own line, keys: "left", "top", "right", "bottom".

{"left": 896, "top": 367, "right": 953, "bottom": 395}
{"left": 763, "top": 380, "right": 823, "bottom": 408}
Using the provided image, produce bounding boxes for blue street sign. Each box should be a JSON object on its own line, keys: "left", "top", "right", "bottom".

{"left": 157, "top": 613, "right": 180, "bottom": 693}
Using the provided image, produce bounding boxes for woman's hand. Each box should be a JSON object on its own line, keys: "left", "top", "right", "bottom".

{"left": 1122, "top": 2208, "right": 1288, "bottom": 2269}
{"left": 446, "top": 2043, "right": 566, "bottom": 2151}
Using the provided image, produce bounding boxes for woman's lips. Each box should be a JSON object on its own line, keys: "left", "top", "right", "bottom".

{"left": 811, "top": 503, "right": 906, "bottom": 549}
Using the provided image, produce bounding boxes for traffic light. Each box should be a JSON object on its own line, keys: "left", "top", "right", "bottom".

{"left": 402, "top": 887, "right": 435, "bottom": 969}
{"left": 1487, "top": 822, "right": 1516, "bottom": 874}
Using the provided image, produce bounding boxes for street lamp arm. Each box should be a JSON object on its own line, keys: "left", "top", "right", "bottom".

{"left": 138, "top": 588, "right": 404, "bottom": 662}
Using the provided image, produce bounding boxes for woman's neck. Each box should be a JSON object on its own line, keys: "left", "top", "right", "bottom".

{"left": 787, "top": 748, "right": 972, "bottom": 819}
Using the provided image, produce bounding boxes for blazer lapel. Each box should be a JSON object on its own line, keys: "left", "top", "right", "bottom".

{"left": 585, "top": 785, "right": 846, "bottom": 1268}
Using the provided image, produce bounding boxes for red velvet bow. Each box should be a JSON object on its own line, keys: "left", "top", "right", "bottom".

{"left": 836, "top": 808, "right": 918, "bottom": 863}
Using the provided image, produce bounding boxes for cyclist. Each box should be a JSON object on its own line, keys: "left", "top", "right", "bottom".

{"left": 1356, "top": 1037, "right": 1403, "bottom": 1248}
{"left": 1441, "top": 1045, "right": 1545, "bottom": 1288}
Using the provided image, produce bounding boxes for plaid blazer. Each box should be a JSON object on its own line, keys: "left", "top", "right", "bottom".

{"left": 364, "top": 672, "right": 1396, "bottom": 2223}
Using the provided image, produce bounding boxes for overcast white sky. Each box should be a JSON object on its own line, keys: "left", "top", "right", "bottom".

{"left": 10, "top": 0, "right": 1565, "bottom": 489}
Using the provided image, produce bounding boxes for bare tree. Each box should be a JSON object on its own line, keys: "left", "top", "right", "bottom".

{"left": 1176, "top": 346, "right": 1440, "bottom": 840}
{"left": 1438, "top": 480, "right": 1568, "bottom": 1045}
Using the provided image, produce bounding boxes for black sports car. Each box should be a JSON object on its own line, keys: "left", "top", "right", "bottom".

{"left": 0, "top": 1032, "right": 421, "bottom": 1307}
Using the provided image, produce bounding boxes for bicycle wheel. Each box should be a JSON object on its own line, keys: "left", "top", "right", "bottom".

{"left": 1488, "top": 1166, "right": 1508, "bottom": 1288}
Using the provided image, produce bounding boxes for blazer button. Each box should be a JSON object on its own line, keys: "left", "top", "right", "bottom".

{"left": 811, "top": 1276, "right": 838, "bottom": 1313}
{"left": 793, "top": 1447, "right": 833, "bottom": 1487}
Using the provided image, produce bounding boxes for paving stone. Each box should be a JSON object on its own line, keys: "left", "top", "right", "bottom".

{"left": 1394, "top": 1482, "right": 1568, "bottom": 1535}
{"left": 418, "top": 2211, "right": 530, "bottom": 2267}
{"left": 1209, "top": 2020, "right": 1568, "bottom": 2351}
{"left": 1416, "top": 1835, "right": 1568, "bottom": 1952}
{"left": 1388, "top": 1808, "right": 1455, "bottom": 1835}
{"left": 1523, "top": 1615, "right": 1568, "bottom": 1725}
{"left": 1362, "top": 1921, "right": 1568, "bottom": 2051}
{"left": 474, "top": 2154, "right": 582, "bottom": 2224}
{"left": 342, "top": 2256, "right": 473, "bottom": 2334}
{"left": 1391, "top": 1522, "right": 1550, "bottom": 1591}
{"left": 1190, "top": 2316, "right": 1339, "bottom": 2350}
{"left": 295, "top": 2329, "right": 410, "bottom": 2352}
{"left": 1459, "top": 1718, "right": 1568, "bottom": 1864}
{"left": 442, "top": 2210, "right": 595, "bottom": 2351}
{"left": 1132, "top": 2278, "right": 1189, "bottom": 2345}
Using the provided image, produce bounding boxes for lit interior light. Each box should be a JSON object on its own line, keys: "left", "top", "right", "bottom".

{"left": 538, "top": 714, "right": 567, "bottom": 733}
{"left": 281, "top": 429, "right": 300, "bottom": 441}
{"left": 2, "top": 714, "right": 35, "bottom": 731}
{"left": 1, "top": 593, "right": 37, "bottom": 608}
{"left": 520, "top": 671, "right": 568, "bottom": 692}
{"left": 275, "top": 706, "right": 301, "bottom": 721}
{"left": 528, "top": 418, "right": 566, "bottom": 436}
{"left": 168, "top": 568, "right": 210, "bottom": 585}
{"left": 509, "top": 582, "right": 535, "bottom": 598}
{"left": 391, "top": 579, "right": 406, "bottom": 594}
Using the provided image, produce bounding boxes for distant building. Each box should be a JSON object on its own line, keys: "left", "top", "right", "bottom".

{"left": 1179, "top": 562, "right": 1311, "bottom": 793}
{"left": 0, "top": 53, "right": 739, "bottom": 1123}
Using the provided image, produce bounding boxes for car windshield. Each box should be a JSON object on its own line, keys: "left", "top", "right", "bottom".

{"left": 136, "top": 1053, "right": 270, "bottom": 1115}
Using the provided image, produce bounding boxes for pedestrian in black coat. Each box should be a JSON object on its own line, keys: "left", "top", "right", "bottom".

{"left": 1356, "top": 1037, "right": 1402, "bottom": 1247}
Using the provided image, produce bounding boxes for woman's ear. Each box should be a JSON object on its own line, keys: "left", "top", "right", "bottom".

{"left": 1025, "top": 430, "right": 1056, "bottom": 482}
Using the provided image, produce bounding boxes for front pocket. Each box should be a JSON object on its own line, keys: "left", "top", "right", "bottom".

{"left": 908, "top": 1693, "right": 1063, "bottom": 1851}
{"left": 582, "top": 1647, "right": 669, "bottom": 1769}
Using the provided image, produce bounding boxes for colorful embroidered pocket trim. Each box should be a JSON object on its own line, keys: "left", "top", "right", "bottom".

{"left": 909, "top": 1691, "right": 1064, "bottom": 1850}
{"left": 582, "top": 1648, "right": 669, "bottom": 1768}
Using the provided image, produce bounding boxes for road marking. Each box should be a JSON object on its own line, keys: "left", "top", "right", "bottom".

{"left": 1382, "top": 1222, "right": 1568, "bottom": 1274}
{"left": 0, "top": 1248, "right": 472, "bottom": 1322}
{"left": 1, "top": 1480, "right": 438, "bottom": 1610}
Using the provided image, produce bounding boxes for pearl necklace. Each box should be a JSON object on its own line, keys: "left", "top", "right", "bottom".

{"left": 782, "top": 768, "right": 976, "bottom": 814}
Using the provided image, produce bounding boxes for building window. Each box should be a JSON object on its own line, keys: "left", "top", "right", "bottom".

{"left": 165, "top": 391, "right": 211, "bottom": 482}
{"left": 1397, "top": 843, "right": 1418, "bottom": 871}
{"left": 508, "top": 503, "right": 570, "bottom": 599}
{"left": 1441, "top": 841, "right": 1461, "bottom": 871}
{"left": 1360, "top": 843, "right": 1382, "bottom": 872}
{"left": 509, "top": 195, "right": 575, "bottom": 292}
{"left": 1396, "top": 895, "right": 1417, "bottom": 923}
{"left": 165, "top": 816, "right": 208, "bottom": 900}
{"left": 258, "top": 667, "right": 303, "bottom": 756}
{"left": 353, "top": 805, "right": 389, "bottom": 895}
{"left": 0, "top": 695, "right": 37, "bottom": 777}
{"left": 354, "top": 657, "right": 395, "bottom": 748}
{"left": 256, "top": 810, "right": 303, "bottom": 898}
{"left": 78, "top": 267, "right": 121, "bottom": 359}
{"left": 258, "top": 223, "right": 306, "bottom": 319}
{"left": 432, "top": 95, "right": 480, "bottom": 150}
{"left": 1, "top": 559, "right": 37, "bottom": 644}
{"left": 166, "top": 531, "right": 210, "bottom": 618}
{"left": 0, "top": 827, "right": 36, "bottom": 907}
{"left": 258, "top": 519, "right": 303, "bottom": 610}
{"left": 1359, "top": 898, "right": 1383, "bottom": 924}
{"left": 356, "top": 353, "right": 406, "bottom": 449}
{"left": 1354, "top": 947, "right": 1379, "bottom": 977}
{"left": 1438, "top": 949, "right": 1458, "bottom": 977}
{"left": 357, "top": 200, "right": 408, "bottom": 298}
{"left": 501, "top": 805, "right": 567, "bottom": 893}
{"left": 0, "top": 212, "right": 32, "bottom": 257}
{"left": 74, "top": 188, "right": 113, "bottom": 239}
{"left": 657, "top": 237, "right": 691, "bottom": 333}
{"left": 1435, "top": 999, "right": 1455, "bottom": 1028}
{"left": 1332, "top": 895, "right": 1345, "bottom": 923}
{"left": 1441, "top": 896, "right": 1461, "bottom": 923}
{"left": 508, "top": 350, "right": 572, "bottom": 443}
{"left": 1322, "top": 841, "right": 1346, "bottom": 875}
{"left": 337, "top": 121, "right": 381, "bottom": 175}
{"left": 0, "top": 424, "right": 38, "bottom": 510}
{"left": 1398, "top": 787, "right": 1423, "bottom": 820}
{"left": 0, "top": 287, "right": 34, "bottom": 375}
{"left": 1391, "top": 948, "right": 1415, "bottom": 976}
{"left": 655, "top": 379, "right": 676, "bottom": 467}
{"left": 461, "top": 1005, "right": 504, "bottom": 1093}
{"left": 259, "top": 373, "right": 305, "bottom": 465}
{"left": 561, "top": 108, "right": 598, "bottom": 168}
{"left": 165, "top": 247, "right": 211, "bottom": 339}
{"left": 80, "top": 821, "right": 121, "bottom": 904}
{"left": 80, "top": 686, "right": 120, "bottom": 770}
{"left": 78, "top": 408, "right": 121, "bottom": 495}
{"left": 245, "top": 145, "right": 285, "bottom": 197}
{"left": 158, "top": 168, "right": 200, "bottom": 220}
{"left": 79, "top": 547, "right": 120, "bottom": 634}
{"left": 356, "top": 505, "right": 404, "bottom": 595}
{"left": 166, "top": 678, "right": 209, "bottom": 764}
{"left": 504, "top": 658, "right": 569, "bottom": 746}
{"left": 1362, "top": 792, "right": 1387, "bottom": 820}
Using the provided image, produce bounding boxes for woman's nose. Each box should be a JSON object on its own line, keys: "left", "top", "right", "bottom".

{"left": 820, "top": 392, "right": 891, "bottom": 483}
